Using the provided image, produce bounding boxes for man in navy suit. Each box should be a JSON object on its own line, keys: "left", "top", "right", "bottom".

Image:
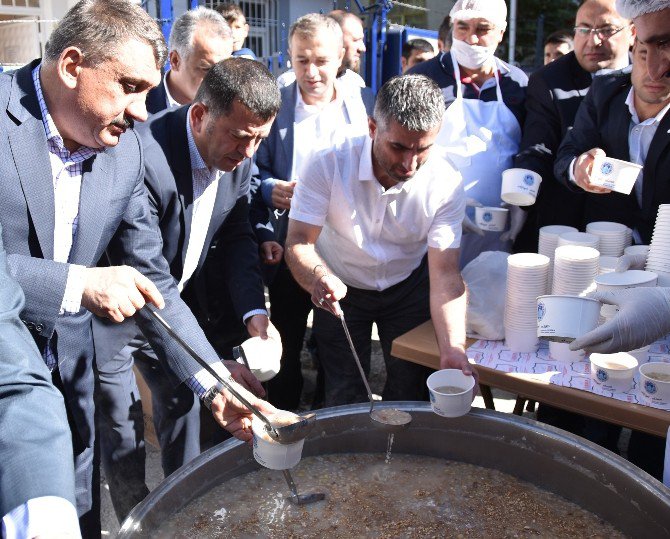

{"left": 0, "top": 222, "right": 79, "bottom": 537}
{"left": 252, "top": 13, "right": 374, "bottom": 410}
{"left": 94, "top": 57, "right": 281, "bottom": 520}
{"left": 0, "top": 1, "right": 276, "bottom": 534}
{"left": 145, "top": 7, "right": 233, "bottom": 114}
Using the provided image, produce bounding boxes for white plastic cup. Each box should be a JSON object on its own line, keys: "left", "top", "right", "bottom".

{"left": 549, "top": 341, "right": 585, "bottom": 362}
{"left": 623, "top": 245, "right": 649, "bottom": 257}
{"left": 536, "top": 295, "right": 601, "bottom": 342}
{"left": 501, "top": 168, "right": 542, "bottom": 206}
{"left": 426, "top": 369, "right": 476, "bottom": 418}
{"left": 594, "top": 270, "right": 658, "bottom": 292}
{"left": 238, "top": 336, "right": 282, "bottom": 382}
{"left": 627, "top": 345, "right": 650, "bottom": 364}
{"left": 475, "top": 206, "right": 509, "bottom": 232}
{"left": 590, "top": 352, "right": 638, "bottom": 392}
{"left": 590, "top": 155, "right": 643, "bottom": 195}
{"left": 639, "top": 362, "right": 670, "bottom": 403}
{"left": 251, "top": 416, "right": 305, "bottom": 470}
{"left": 504, "top": 327, "right": 539, "bottom": 353}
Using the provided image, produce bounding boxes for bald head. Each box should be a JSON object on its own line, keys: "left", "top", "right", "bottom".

{"left": 573, "top": 0, "right": 634, "bottom": 73}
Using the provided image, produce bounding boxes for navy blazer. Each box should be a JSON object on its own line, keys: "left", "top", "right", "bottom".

{"left": 512, "top": 52, "right": 592, "bottom": 250}
{"left": 94, "top": 105, "right": 266, "bottom": 363}
{"left": 252, "top": 82, "right": 375, "bottom": 247}
{"left": 555, "top": 69, "right": 669, "bottom": 243}
{"left": 0, "top": 223, "right": 76, "bottom": 516}
{"left": 0, "top": 61, "right": 225, "bottom": 446}
{"left": 145, "top": 77, "right": 169, "bottom": 115}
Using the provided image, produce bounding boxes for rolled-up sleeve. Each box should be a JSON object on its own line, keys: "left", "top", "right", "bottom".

{"left": 428, "top": 171, "right": 465, "bottom": 250}
{"left": 289, "top": 156, "right": 332, "bottom": 227}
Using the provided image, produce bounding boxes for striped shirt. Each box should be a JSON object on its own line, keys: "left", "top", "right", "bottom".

{"left": 33, "top": 64, "right": 100, "bottom": 370}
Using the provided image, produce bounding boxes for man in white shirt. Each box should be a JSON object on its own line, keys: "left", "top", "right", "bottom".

{"left": 252, "top": 13, "right": 373, "bottom": 410}
{"left": 145, "top": 7, "right": 233, "bottom": 114}
{"left": 285, "top": 74, "right": 474, "bottom": 406}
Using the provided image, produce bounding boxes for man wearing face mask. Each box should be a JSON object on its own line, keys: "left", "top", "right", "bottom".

{"left": 408, "top": 0, "right": 528, "bottom": 268}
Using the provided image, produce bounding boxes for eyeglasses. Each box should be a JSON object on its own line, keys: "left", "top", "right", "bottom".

{"left": 573, "top": 24, "right": 630, "bottom": 40}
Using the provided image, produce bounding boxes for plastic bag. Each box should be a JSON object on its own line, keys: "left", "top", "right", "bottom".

{"left": 462, "top": 251, "right": 509, "bottom": 340}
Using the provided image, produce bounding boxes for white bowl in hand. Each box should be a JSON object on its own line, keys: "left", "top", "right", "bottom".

{"left": 237, "top": 336, "right": 282, "bottom": 382}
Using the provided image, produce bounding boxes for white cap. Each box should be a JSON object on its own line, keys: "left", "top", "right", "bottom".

{"left": 450, "top": 0, "right": 508, "bottom": 30}
{"left": 615, "top": 0, "right": 669, "bottom": 19}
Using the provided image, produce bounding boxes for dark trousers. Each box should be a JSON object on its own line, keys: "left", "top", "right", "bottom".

{"left": 96, "top": 338, "right": 200, "bottom": 522}
{"left": 53, "top": 369, "right": 101, "bottom": 539}
{"left": 266, "top": 262, "right": 312, "bottom": 410}
{"left": 314, "top": 260, "right": 432, "bottom": 407}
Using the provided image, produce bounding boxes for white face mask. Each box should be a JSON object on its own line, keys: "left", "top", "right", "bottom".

{"left": 450, "top": 37, "right": 497, "bottom": 70}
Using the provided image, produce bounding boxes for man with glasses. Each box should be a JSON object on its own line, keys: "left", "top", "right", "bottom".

{"left": 512, "top": 0, "right": 634, "bottom": 252}
{"left": 408, "top": 0, "right": 528, "bottom": 268}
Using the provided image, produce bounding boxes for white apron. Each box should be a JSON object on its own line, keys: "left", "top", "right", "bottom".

{"left": 438, "top": 53, "right": 522, "bottom": 268}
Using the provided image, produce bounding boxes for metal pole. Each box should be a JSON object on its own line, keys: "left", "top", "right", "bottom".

{"left": 508, "top": 0, "right": 517, "bottom": 64}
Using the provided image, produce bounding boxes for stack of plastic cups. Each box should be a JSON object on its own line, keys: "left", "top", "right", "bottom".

{"left": 585, "top": 221, "right": 628, "bottom": 256}
{"left": 538, "top": 225, "right": 578, "bottom": 290}
{"left": 557, "top": 231, "right": 601, "bottom": 250}
{"left": 504, "top": 253, "right": 550, "bottom": 352}
{"left": 645, "top": 204, "right": 670, "bottom": 286}
{"left": 550, "top": 245, "right": 600, "bottom": 361}
{"left": 624, "top": 227, "right": 633, "bottom": 248}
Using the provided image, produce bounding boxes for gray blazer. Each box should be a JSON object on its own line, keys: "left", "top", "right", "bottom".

{"left": 93, "top": 105, "right": 266, "bottom": 363}
{"left": 0, "top": 61, "right": 225, "bottom": 447}
{"left": 0, "top": 223, "right": 76, "bottom": 517}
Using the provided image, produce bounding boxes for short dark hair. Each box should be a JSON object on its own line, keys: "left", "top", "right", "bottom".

{"left": 195, "top": 57, "right": 280, "bottom": 122}
{"left": 216, "top": 2, "right": 245, "bottom": 24}
{"left": 374, "top": 74, "right": 445, "bottom": 132}
{"left": 438, "top": 15, "right": 451, "bottom": 45}
{"left": 402, "top": 38, "right": 434, "bottom": 59}
{"left": 44, "top": 0, "right": 166, "bottom": 68}
{"left": 545, "top": 30, "right": 574, "bottom": 48}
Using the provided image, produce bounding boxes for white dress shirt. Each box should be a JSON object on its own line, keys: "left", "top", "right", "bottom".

{"left": 290, "top": 134, "right": 465, "bottom": 291}
{"left": 625, "top": 87, "right": 670, "bottom": 207}
{"left": 291, "top": 79, "right": 368, "bottom": 181}
{"left": 163, "top": 72, "right": 181, "bottom": 109}
{"left": 3, "top": 497, "right": 80, "bottom": 539}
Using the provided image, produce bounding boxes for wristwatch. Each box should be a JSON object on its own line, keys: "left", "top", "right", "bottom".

{"left": 202, "top": 383, "right": 223, "bottom": 410}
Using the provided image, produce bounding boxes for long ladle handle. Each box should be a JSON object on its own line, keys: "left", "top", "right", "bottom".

{"left": 145, "top": 307, "right": 278, "bottom": 437}
{"left": 282, "top": 469, "right": 300, "bottom": 498}
{"left": 338, "top": 312, "right": 375, "bottom": 415}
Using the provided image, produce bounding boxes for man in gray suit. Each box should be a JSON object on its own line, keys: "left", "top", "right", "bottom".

{"left": 0, "top": 1, "right": 276, "bottom": 534}
{"left": 95, "top": 58, "right": 281, "bottom": 520}
{"left": 253, "top": 13, "right": 374, "bottom": 410}
{"left": 0, "top": 222, "right": 79, "bottom": 537}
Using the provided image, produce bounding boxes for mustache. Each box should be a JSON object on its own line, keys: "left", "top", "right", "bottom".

{"left": 111, "top": 115, "right": 134, "bottom": 130}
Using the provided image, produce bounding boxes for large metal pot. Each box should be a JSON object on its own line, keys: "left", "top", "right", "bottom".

{"left": 119, "top": 404, "right": 670, "bottom": 537}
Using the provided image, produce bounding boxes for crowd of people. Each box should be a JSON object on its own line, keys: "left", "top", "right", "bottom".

{"left": 0, "top": 0, "right": 669, "bottom": 536}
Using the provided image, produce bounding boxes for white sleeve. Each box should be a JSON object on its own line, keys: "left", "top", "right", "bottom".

{"left": 2, "top": 497, "right": 81, "bottom": 539}
{"left": 428, "top": 170, "right": 466, "bottom": 250}
{"left": 289, "top": 153, "right": 333, "bottom": 227}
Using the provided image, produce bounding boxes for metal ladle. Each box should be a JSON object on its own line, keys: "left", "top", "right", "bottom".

{"left": 335, "top": 307, "right": 412, "bottom": 432}
{"left": 282, "top": 470, "right": 326, "bottom": 506}
{"left": 145, "top": 307, "right": 315, "bottom": 444}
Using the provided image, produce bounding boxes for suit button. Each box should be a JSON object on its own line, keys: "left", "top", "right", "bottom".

{"left": 35, "top": 324, "right": 44, "bottom": 332}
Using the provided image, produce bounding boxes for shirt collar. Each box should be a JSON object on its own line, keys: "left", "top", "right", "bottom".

{"left": 625, "top": 86, "right": 670, "bottom": 125}
{"left": 32, "top": 64, "right": 100, "bottom": 161}
{"left": 186, "top": 106, "right": 209, "bottom": 172}
{"left": 163, "top": 71, "right": 181, "bottom": 109}
{"left": 295, "top": 79, "right": 344, "bottom": 112}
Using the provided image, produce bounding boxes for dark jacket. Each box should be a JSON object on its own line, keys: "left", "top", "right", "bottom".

{"left": 513, "top": 52, "right": 592, "bottom": 251}
{"left": 555, "top": 68, "right": 668, "bottom": 243}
